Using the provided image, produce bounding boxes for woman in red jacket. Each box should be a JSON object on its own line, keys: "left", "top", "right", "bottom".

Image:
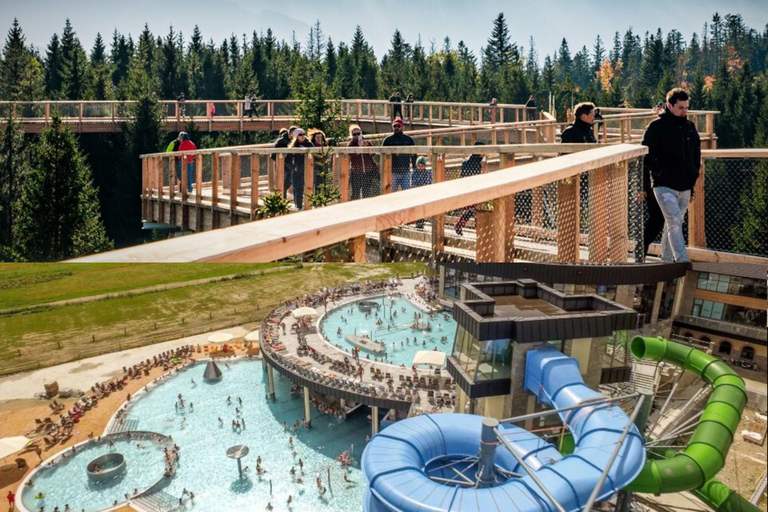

{"left": 178, "top": 133, "right": 197, "bottom": 193}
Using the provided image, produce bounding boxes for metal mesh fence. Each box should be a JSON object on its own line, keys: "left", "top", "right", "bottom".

{"left": 702, "top": 157, "right": 767, "bottom": 257}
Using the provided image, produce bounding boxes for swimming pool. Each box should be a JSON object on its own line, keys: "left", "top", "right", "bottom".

{"left": 319, "top": 295, "right": 457, "bottom": 367}
{"left": 22, "top": 360, "right": 369, "bottom": 512}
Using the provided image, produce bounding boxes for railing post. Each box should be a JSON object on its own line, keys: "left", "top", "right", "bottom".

{"left": 141, "top": 158, "right": 148, "bottom": 220}
{"left": 196, "top": 154, "right": 203, "bottom": 204}
{"left": 276, "top": 154, "right": 285, "bottom": 195}
{"left": 267, "top": 156, "right": 275, "bottom": 192}
{"left": 220, "top": 153, "right": 231, "bottom": 195}
{"left": 556, "top": 176, "right": 580, "bottom": 262}
{"left": 45, "top": 102, "right": 50, "bottom": 124}
{"left": 339, "top": 154, "right": 350, "bottom": 202}
{"left": 170, "top": 155, "right": 177, "bottom": 203}
{"left": 181, "top": 156, "right": 188, "bottom": 203}
{"left": 500, "top": 152, "right": 516, "bottom": 262}
{"left": 429, "top": 105, "right": 433, "bottom": 128}
{"left": 230, "top": 154, "right": 241, "bottom": 216}
{"left": 381, "top": 154, "right": 392, "bottom": 195}
{"left": 588, "top": 166, "right": 609, "bottom": 262}
{"left": 431, "top": 152, "right": 446, "bottom": 255}
{"left": 607, "top": 162, "right": 629, "bottom": 262}
{"left": 475, "top": 208, "right": 496, "bottom": 262}
{"left": 348, "top": 235, "right": 367, "bottom": 262}
{"left": 212, "top": 153, "right": 220, "bottom": 208}
{"left": 249, "top": 154, "right": 258, "bottom": 219}
{"left": 304, "top": 152, "right": 314, "bottom": 205}
{"left": 689, "top": 164, "right": 706, "bottom": 249}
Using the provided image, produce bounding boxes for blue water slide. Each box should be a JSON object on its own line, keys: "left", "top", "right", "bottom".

{"left": 362, "top": 347, "right": 646, "bottom": 512}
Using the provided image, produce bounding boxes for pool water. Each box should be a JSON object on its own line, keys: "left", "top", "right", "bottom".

{"left": 21, "top": 437, "right": 166, "bottom": 512}
{"left": 320, "top": 296, "right": 457, "bottom": 367}
{"left": 23, "top": 360, "right": 370, "bottom": 512}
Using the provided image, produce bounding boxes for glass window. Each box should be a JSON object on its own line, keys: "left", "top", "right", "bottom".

{"left": 475, "top": 339, "right": 512, "bottom": 381}
{"left": 711, "top": 302, "right": 724, "bottom": 320}
{"left": 700, "top": 300, "right": 713, "bottom": 317}
{"left": 716, "top": 276, "right": 730, "bottom": 294}
{"left": 692, "top": 298, "right": 702, "bottom": 317}
{"left": 697, "top": 272, "right": 709, "bottom": 289}
{"left": 718, "top": 341, "right": 732, "bottom": 355}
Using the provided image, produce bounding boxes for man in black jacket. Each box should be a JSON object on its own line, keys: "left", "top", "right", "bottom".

{"left": 382, "top": 118, "right": 416, "bottom": 192}
{"left": 273, "top": 126, "right": 296, "bottom": 198}
{"left": 561, "top": 102, "right": 597, "bottom": 143}
{"left": 641, "top": 88, "right": 701, "bottom": 262}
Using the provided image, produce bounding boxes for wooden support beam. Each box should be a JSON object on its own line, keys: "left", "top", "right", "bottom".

{"left": 556, "top": 177, "right": 580, "bottom": 262}
{"left": 250, "top": 155, "right": 259, "bottom": 219}
{"left": 231, "top": 154, "right": 241, "bottom": 213}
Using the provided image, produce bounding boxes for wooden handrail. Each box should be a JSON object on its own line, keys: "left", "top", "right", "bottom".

{"left": 72, "top": 144, "right": 647, "bottom": 263}
{"left": 701, "top": 149, "right": 768, "bottom": 158}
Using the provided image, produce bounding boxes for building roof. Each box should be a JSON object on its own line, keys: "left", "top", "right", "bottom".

{"left": 691, "top": 263, "right": 766, "bottom": 281}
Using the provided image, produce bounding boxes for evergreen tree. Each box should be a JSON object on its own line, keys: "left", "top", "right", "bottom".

{"left": 88, "top": 33, "right": 112, "bottom": 100}
{"left": 109, "top": 30, "right": 131, "bottom": 88}
{"left": 731, "top": 163, "right": 768, "bottom": 256}
{"left": 11, "top": 116, "right": 112, "bottom": 260}
{"left": 484, "top": 13, "right": 516, "bottom": 72}
{"left": 0, "top": 19, "right": 44, "bottom": 102}
{"left": 159, "top": 26, "right": 185, "bottom": 99}
{"left": 555, "top": 38, "right": 573, "bottom": 81}
{"left": 44, "top": 33, "right": 63, "bottom": 98}
{"left": 59, "top": 19, "right": 88, "bottom": 100}
{"left": 592, "top": 35, "right": 605, "bottom": 75}
{"left": 0, "top": 110, "right": 27, "bottom": 260}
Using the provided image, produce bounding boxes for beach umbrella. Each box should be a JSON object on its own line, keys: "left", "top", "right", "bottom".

{"left": 0, "top": 436, "right": 31, "bottom": 461}
{"left": 208, "top": 332, "right": 234, "bottom": 344}
{"left": 244, "top": 330, "right": 260, "bottom": 342}
{"left": 292, "top": 307, "right": 319, "bottom": 318}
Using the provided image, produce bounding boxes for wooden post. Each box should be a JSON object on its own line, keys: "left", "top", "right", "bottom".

{"left": 556, "top": 177, "right": 580, "bottom": 262}
{"left": 515, "top": 109, "right": 520, "bottom": 123}
{"left": 381, "top": 154, "right": 392, "bottom": 195}
{"left": 169, "top": 155, "right": 177, "bottom": 202}
{"left": 588, "top": 166, "right": 609, "bottom": 262}
{"left": 501, "top": 152, "right": 516, "bottom": 262}
{"left": 432, "top": 152, "right": 446, "bottom": 255}
{"left": 231, "top": 154, "right": 241, "bottom": 214}
{"left": 475, "top": 209, "right": 495, "bottom": 262}
{"left": 276, "top": 155, "right": 285, "bottom": 195}
{"left": 45, "top": 102, "right": 50, "bottom": 123}
{"left": 304, "top": 153, "right": 314, "bottom": 205}
{"left": 196, "top": 154, "right": 203, "bottom": 204}
{"left": 689, "top": 158, "right": 707, "bottom": 249}
{"left": 460, "top": 133, "right": 466, "bottom": 146}
{"left": 429, "top": 105, "right": 433, "bottom": 128}
{"left": 607, "top": 162, "right": 629, "bottom": 262}
{"left": 267, "top": 156, "right": 275, "bottom": 192}
{"left": 348, "top": 235, "right": 367, "bottom": 262}
{"left": 212, "top": 153, "right": 219, "bottom": 208}
{"left": 250, "top": 154, "right": 259, "bottom": 219}
{"left": 221, "top": 153, "right": 231, "bottom": 193}
{"left": 339, "top": 154, "right": 350, "bottom": 202}
{"left": 181, "top": 157, "right": 188, "bottom": 203}
{"left": 141, "top": 158, "right": 148, "bottom": 220}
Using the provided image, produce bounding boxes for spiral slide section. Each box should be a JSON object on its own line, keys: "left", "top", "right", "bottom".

{"left": 361, "top": 347, "right": 646, "bottom": 512}
{"left": 626, "top": 336, "right": 760, "bottom": 512}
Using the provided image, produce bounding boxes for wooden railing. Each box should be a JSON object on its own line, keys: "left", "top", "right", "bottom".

{"left": 0, "top": 98, "right": 536, "bottom": 129}
{"left": 75, "top": 144, "right": 649, "bottom": 263}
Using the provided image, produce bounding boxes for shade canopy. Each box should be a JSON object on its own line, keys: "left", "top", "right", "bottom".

{"left": 203, "top": 360, "right": 223, "bottom": 380}
{"left": 0, "top": 436, "right": 31, "bottom": 460}
{"left": 292, "top": 307, "right": 318, "bottom": 318}
{"left": 226, "top": 445, "right": 250, "bottom": 459}
{"left": 413, "top": 351, "right": 447, "bottom": 367}
{"left": 244, "top": 330, "right": 260, "bottom": 342}
{"left": 208, "top": 332, "right": 234, "bottom": 344}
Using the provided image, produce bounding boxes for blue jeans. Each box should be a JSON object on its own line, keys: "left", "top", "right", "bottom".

{"left": 186, "top": 163, "right": 195, "bottom": 193}
{"left": 392, "top": 172, "right": 411, "bottom": 192}
{"left": 653, "top": 187, "right": 691, "bottom": 262}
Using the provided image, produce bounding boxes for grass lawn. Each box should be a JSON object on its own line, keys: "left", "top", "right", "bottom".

{"left": 0, "top": 263, "right": 422, "bottom": 374}
{"left": 0, "top": 262, "right": 282, "bottom": 309}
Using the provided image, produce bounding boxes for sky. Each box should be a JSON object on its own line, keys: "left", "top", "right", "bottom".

{"left": 1, "top": 0, "right": 767, "bottom": 64}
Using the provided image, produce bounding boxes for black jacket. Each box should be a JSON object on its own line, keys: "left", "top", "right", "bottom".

{"left": 561, "top": 119, "right": 597, "bottom": 143}
{"left": 271, "top": 133, "right": 291, "bottom": 162}
{"left": 382, "top": 132, "right": 416, "bottom": 173}
{"left": 642, "top": 111, "right": 701, "bottom": 192}
{"left": 288, "top": 139, "right": 314, "bottom": 172}
{"left": 460, "top": 155, "right": 484, "bottom": 177}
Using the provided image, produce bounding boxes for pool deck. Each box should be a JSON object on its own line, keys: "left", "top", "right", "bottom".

{"left": 262, "top": 277, "right": 457, "bottom": 417}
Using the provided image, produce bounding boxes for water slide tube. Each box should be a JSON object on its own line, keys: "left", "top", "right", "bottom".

{"left": 626, "top": 336, "right": 760, "bottom": 512}
{"left": 361, "top": 347, "right": 646, "bottom": 512}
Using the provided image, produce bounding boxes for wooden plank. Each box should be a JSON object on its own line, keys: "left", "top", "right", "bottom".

{"left": 181, "top": 157, "right": 188, "bottom": 203}
{"left": 588, "top": 166, "right": 609, "bottom": 262}
{"left": 694, "top": 289, "right": 767, "bottom": 310}
{"left": 608, "top": 162, "right": 629, "bottom": 262}
{"left": 556, "top": 177, "right": 580, "bottom": 262}
{"left": 501, "top": 153, "right": 516, "bottom": 262}
{"left": 701, "top": 149, "right": 768, "bottom": 158}
{"left": 349, "top": 235, "right": 367, "bottom": 262}
{"left": 475, "top": 209, "right": 494, "bottom": 262}
{"left": 381, "top": 154, "right": 392, "bottom": 195}
{"left": 72, "top": 144, "right": 648, "bottom": 263}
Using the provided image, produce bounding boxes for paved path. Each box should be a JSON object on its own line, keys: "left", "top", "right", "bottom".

{"left": 0, "top": 327, "right": 252, "bottom": 401}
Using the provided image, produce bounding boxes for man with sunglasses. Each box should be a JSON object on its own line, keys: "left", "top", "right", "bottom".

{"left": 382, "top": 118, "right": 416, "bottom": 192}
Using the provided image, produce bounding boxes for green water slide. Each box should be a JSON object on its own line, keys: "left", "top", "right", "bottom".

{"left": 626, "top": 336, "right": 761, "bottom": 512}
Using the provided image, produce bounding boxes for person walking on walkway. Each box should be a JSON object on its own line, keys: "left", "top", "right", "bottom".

{"left": 560, "top": 102, "right": 597, "bottom": 143}
{"left": 389, "top": 91, "right": 403, "bottom": 122}
{"left": 382, "top": 118, "right": 416, "bottom": 193}
{"left": 178, "top": 132, "right": 197, "bottom": 193}
{"left": 244, "top": 94, "right": 252, "bottom": 118}
{"left": 641, "top": 88, "right": 701, "bottom": 262}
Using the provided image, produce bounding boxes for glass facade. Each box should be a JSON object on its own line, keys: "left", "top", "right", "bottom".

{"left": 692, "top": 298, "right": 767, "bottom": 327}
{"left": 451, "top": 326, "right": 512, "bottom": 382}
{"left": 697, "top": 272, "right": 768, "bottom": 299}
